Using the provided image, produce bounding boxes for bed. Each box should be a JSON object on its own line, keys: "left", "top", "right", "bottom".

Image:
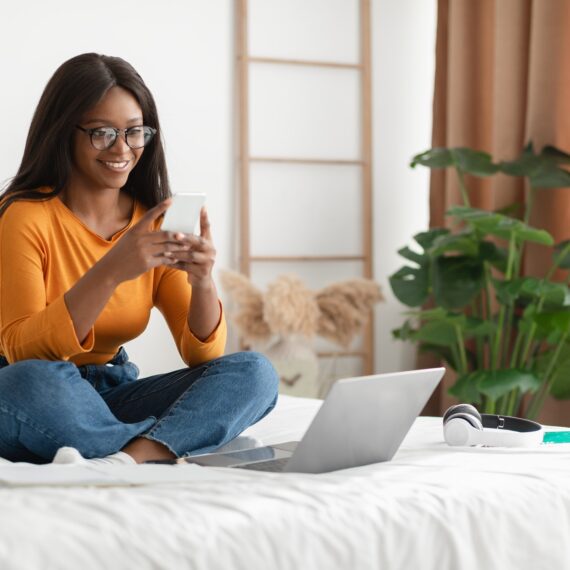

{"left": 1, "top": 394, "right": 570, "bottom": 570}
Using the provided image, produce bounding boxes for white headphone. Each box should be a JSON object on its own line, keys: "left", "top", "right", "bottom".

{"left": 443, "top": 403, "right": 544, "bottom": 447}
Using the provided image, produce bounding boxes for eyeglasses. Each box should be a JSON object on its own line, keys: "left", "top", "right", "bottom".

{"left": 75, "top": 125, "right": 157, "bottom": 150}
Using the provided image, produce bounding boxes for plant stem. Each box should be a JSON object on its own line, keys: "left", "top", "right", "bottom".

{"left": 450, "top": 344, "right": 461, "bottom": 374}
{"left": 517, "top": 243, "right": 569, "bottom": 370}
{"left": 524, "top": 187, "right": 535, "bottom": 225}
{"left": 483, "top": 262, "right": 493, "bottom": 323}
{"left": 478, "top": 292, "right": 488, "bottom": 369}
{"left": 472, "top": 299, "right": 484, "bottom": 370}
{"left": 505, "top": 233, "right": 517, "bottom": 281}
{"left": 491, "top": 234, "right": 517, "bottom": 369}
{"left": 506, "top": 388, "right": 519, "bottom": 416}
{"left": 545, "top": 241, "right": 570, "bottom": 281}
{"left": 509, "top": 331, "right": 524, "bottom": 368}
{"left": 526, "top": 340, "right": 542, "bottom": 371}
{"left": 526, "top": 331, "right": 569, "bottom": 419}
{"left": 454, "top": 324, "right": 468, "bottom": 376}
{"left": 483, "top": 261, "right": 495, "bottom": 368}
{"left": 518, "top": 293, "right": 547, "bottom": 369}
{"left": 495, "top": 395, "right": 505, "bottom": 415}
{"left": 514, "top": 391, "right": 525, "bottom": 416}
{"left": 502, "top": 305, "right": 514, "bottom": 369}
{"left": 503, "top": 239, "right": 524, "bottom": 368}
{"left": 519, "top": 323, "right": 537, "bottom": 368}
{"left": 491, "top": 312, "right": 505, "bottom": 370}
{"left": 513, "top": 240, "right": 523, "bottom": 281}
{"left": 456, "top": 169, "right": 471, "bottom": 207}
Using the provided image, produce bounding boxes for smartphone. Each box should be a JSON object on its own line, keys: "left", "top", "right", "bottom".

{"left": 161, "top": 193, "right": 206, "bottom": 234}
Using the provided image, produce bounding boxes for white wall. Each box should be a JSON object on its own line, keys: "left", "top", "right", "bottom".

{"left": 372, "top": 0, "right": 436, "bottom": 373}
{"left": 0, "top": 0, "right": 235, "bottom": 374}
{"left": 0, "top": 0, "right": 435, "bottom": 377}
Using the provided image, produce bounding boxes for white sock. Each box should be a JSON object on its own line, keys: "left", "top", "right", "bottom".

{"left": 52, "top": 446, "right": 136, "bottom": 466}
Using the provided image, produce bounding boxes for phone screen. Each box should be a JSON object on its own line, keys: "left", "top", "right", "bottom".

{"left": 161, "top": 193, "right": 206, "bottom": 234}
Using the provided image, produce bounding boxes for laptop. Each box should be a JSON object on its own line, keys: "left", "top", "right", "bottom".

{"left": 164, "top": 368, "right": 444, "bottom": 474}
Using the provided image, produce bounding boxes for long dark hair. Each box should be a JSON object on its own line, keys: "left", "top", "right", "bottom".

{"left": 0, "top": 53, "right": 170, "bottom": 216}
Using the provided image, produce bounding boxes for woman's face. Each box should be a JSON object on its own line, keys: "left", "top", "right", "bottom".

{"left": 72, "top": 86, "right": 145, "bottom": 192}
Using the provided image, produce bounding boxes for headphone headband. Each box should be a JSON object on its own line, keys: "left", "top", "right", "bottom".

{"left": 481, "top": 414, "right": 542, "bottom": 434}
{"left": 443, "top": 404, "right": 544, "bottom": 447}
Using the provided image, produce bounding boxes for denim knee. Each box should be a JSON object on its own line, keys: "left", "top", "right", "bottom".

{"left": 0, "top": 360, "right": 79, "bottom": 409}
{"left": 0, "top": 359, "right": 155, "bottom": 459}
{"left": 229, "top": 351, "right": 279, "bottom": 408}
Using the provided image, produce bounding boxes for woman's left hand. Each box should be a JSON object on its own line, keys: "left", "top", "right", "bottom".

{"left": 170, "top": 207, "right": 216, "bottom": 288}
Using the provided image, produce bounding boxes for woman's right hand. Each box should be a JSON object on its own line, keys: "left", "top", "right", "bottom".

{"left": 99, "top": 199, "right": 189, "bottom": 285}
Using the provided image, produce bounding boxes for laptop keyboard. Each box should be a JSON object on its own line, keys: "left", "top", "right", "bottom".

{"left": 235, "top": 457, "right": 289, "bottom": 472}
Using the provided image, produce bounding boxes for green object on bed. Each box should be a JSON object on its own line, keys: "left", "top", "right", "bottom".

{"left": 543, "top": 431, "right": 570, "bottom": 444}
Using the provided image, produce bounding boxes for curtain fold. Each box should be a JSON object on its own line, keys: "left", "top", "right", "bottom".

{"left": 427, "top": 0, "right": 570, "bottom": 423}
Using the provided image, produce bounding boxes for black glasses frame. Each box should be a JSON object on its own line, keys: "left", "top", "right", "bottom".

{"left": 75, "top": 125, "right": 157, "bottom": 150}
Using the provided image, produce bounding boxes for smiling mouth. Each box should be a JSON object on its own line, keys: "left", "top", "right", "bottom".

{"left": 99, "top": 160, "right": 130, "bottom": 172}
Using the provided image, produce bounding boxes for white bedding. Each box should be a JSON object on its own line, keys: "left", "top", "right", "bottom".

{"left": 1, "top": 395, "right": 570, "bottom": 570}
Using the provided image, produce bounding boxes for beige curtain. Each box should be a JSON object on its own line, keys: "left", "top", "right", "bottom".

{"left": 427, "top": 0, "right": 570, "bottom": 423}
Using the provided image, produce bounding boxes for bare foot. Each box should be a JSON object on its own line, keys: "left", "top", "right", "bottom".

{"left": 122, "top": 438, "right": 176, "bottom": 464}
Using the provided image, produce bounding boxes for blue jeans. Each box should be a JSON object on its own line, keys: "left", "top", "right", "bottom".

{"left": 0, "top": 349, "right": 278, "bottom": 464}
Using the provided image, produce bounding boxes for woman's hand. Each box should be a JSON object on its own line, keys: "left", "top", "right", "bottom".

{"left": 170, "top": 207, "right": 217, "bottom": 289}
{"left": 65, "top": 199, "right": 191, "bottom": 343}
{"left": 99, "top": 199, "right": 191, "bottom": 286}
{"left": 168, "top": 207, "right": 221, "bottom": 340}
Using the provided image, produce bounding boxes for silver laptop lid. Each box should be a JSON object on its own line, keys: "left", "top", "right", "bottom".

{"left": 285, "top": 368, "right": 445, "bottom": 474}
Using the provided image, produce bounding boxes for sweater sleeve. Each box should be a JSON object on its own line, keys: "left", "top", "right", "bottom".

{"left": 0, "top": 203, "right": 94, "bottom": 362}
{"left": 153, "top": 266, "right": 227, "bottom": 367}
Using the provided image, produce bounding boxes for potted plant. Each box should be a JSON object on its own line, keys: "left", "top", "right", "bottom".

{"left": 390, "top": 143, "right": 570, "bottom": 419}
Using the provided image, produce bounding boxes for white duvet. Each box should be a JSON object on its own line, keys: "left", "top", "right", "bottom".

{"left": 1, "top": 395, "right": 570, "bottom": 570}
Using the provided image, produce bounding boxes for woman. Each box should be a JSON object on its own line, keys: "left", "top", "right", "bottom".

{"left": 0, "top": 53, "right": 278, "bottom": 465}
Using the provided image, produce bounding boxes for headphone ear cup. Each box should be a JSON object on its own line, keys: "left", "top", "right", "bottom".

{"left": 443, "top": 404, "right": 482, "bottom": 425}
{"left": 443, "top": 410, "right": 484, "bottom": 446}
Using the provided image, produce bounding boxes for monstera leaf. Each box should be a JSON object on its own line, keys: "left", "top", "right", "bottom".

{"left": 500, "top": 143, "right": 570, "bottom": 188}
{"left": 411, "top": 147, "right": 500, "bottom": 176}
{"left": 494, "top": 278, "right": 570, "bottom": 310}
{"left": 389, "top": 229, "right": 449, "bottom": 307}
{"left": 449, "top": 370, "right": 541, "bottom": 403}
{"left": 447, "top": 206, "right": 554, "bottom": 246}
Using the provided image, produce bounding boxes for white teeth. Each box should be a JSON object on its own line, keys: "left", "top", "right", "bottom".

{"left": 102, "top": 161, "right": 129, "bottom": 170}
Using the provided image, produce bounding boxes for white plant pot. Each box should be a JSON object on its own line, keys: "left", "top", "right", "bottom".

{"left": 264, "top": 336, "right": 320, "bottom": 398}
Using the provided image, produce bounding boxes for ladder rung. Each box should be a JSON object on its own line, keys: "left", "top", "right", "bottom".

{"left": 317, "top": 351, "right": 366, "bottom": 358}
{"left": 243, "top": 56, "right": 362, "bottom": 70}
{"left": 250, "top": 255, "right": 366, "bottom": 262}
{"left": 250, "top": 156, "right": 364, "bottom": 166}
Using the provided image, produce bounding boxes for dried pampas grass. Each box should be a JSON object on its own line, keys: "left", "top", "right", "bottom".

{"left": 264, "top": 275, "right": 320, "bottom": 338}
{"left": 219, "top": 270, "right": 271, "bottom": 342}
{"left": 316, "top": 279, "right": 384, "bottom": 347}
{"left": 220, "top": 270, "right": 383, "bottom": 348}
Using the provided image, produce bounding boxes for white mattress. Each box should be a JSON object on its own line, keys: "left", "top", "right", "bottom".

{"left": 1, "top": 395, "right": 570, "bottom": 570}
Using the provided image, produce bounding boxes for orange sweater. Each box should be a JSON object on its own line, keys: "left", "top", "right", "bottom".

{"left": 0, "top": 194, "right": 226, "bottom": 366}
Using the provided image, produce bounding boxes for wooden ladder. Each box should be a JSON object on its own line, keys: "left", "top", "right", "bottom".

{"left": 235, "top": 0, "right": 374, "bottom": 374}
